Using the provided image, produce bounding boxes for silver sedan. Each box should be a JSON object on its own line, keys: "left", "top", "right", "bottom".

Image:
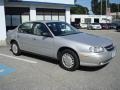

{"left": 7, "top": 21, "right": 116, "bottom": 71}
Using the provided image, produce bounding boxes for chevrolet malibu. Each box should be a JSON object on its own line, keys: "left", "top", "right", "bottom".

{"left": 7, "top": 21, "right": 116, "bottom": 71}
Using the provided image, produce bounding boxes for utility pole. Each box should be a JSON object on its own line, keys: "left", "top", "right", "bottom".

{"left": 74, "top": 0, "right": 77, "bottom": 5}
{"left": 101, "top": 0, "right": 102, "bottom": 15}
{"left": 106, "top": 0, "right": 108, "bottom": 15}
{"left": 116, "top": 0, "right": 118, "bottom": 20}
{"left": 117, "top": 0, "right": 120, "bottom": 19}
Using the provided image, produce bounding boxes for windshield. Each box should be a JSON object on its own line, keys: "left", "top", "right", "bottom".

{"left": 46, "top": 22, "right": 81, "bottom": 36}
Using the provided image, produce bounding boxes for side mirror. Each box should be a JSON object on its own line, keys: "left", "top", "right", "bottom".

{"left": 41, "top": 32, "right": 52, "bottom": 37}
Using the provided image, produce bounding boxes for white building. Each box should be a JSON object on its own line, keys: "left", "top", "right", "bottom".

{"left": 110, "top": 12, "right": 120, "bottom": 20}
{"left": 0, "top": 0, "right": 74, "bottom": 46}
{"left": 71, "top": 14, "right": 112, "bottom": 24}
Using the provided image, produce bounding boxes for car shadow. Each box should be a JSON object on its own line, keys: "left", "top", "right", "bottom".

{"left": 114, "top": 30, "right": 120, "bottom": 32}
{"left": 10, "top": 49, "right": 108, "bottom": 72}
{"left": 78, "top": 64, "right": 108, "bottom": 72}
{"left": 22, "top": 51, "right": 107, "bottom": 72}
{"left": 21, "top": 52, "right": 59, "bottom": 65}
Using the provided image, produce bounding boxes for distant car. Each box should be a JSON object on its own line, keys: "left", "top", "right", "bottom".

{"left": 116, "top": 25, "right": 120, "bottom": 32}
{"left": 100, "top": 23, "right": 109, "bottom": 30}
{"left": 87, "top": 23, "right": 102, "bottom": 30}
{"left": 112, "top": 20, "right": 120, "bottom": 31}
{"left": 80, "top": 23, "right": 88, "bottom": 29}
{"left": 114, "top": 21, "right": 120, "bottom": 32}
{"left": 107, "top": 23, "right": 117, "bottom": 29}
{"left": 7, "top": 21, "right": 116, "bottom": 71}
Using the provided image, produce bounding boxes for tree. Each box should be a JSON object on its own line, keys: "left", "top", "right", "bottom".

{"left": 70, "top": 5, "right": 89, "bottom": 14}
{"left": 110, "top": 3, "right": 120, "bottom": 13}
{"left": 91, "top": 0, "right": 110, "bottom": 15}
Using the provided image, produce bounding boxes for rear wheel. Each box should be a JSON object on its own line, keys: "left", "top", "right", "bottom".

{"left": 59, "top": 49, "right": 80, "bottom": 71}
{"left": 11, "top": 42, "right": 21, "bottom": 56}
{"left": 88, "top": 26, "right": 92, "bottom": 30}
{"left": 87, "top": 27, "right": 90, "bottom": 30}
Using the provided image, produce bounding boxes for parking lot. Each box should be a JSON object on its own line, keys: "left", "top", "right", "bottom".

{"left": 0, "top": 29, "right": 120, "bottom": 90}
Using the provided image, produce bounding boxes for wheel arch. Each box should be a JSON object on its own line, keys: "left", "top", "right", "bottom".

{"left": 10, "top": 39, "right": 18, "bottom": 44}
{"left": 57, "top": 47, "right": 80, "bottom": 61}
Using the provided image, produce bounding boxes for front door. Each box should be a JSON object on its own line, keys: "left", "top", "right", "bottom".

{"left": 32, "top": 23, "right": 54, "bottom": 57}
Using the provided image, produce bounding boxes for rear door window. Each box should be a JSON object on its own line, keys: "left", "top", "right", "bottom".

{"left": 18, "top": 22, "right": 34, "bottom": 34}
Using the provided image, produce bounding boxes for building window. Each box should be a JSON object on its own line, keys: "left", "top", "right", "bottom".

{"left": 5, "top": 7, "right": 30, "bottom": 30}
{"left": 5, "top": 15, "right": 11, "bottom": 26}
{"left": 36, "top": 11, "right": 44, "bottom": 20}
{"left": 36, "top": 8, "right": 44, "bottom": 20}
{"left": 85, "top": 18, "right": 91, "bottom": 24}
{"left": 52, "top": 12, "right": 59, "bottom": 21}
{"left": 44, "top": 11, "right": 52, "bottom": 20}
{"left": 12, "top": 15, "right": 21, "bottom": 26}
{"left": 94, "top": 18, "right": 99, "bottom": 23}
{"left": 36, "top": 8, "right": 65, "bottom": 21}
{"left": 75, "top": 18, "right": 81, "bottom": 24}
{"left": 21, "top": 15, "right": 30, "bottom": 23}
{"left": 59, "top": 12, "right": 65, "bottom": 21}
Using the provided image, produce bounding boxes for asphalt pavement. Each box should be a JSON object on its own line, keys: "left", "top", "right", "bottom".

{"left": 0, "top": 29, "right": 120, "bottom": 90}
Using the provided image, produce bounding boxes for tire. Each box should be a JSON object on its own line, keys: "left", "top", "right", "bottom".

{"left": 59, "top": 49, "right": 80, "bottom": 71}
{"left": 87, "top": 27, "right": 90, "bottom": 30}
{"left": 88, "top": 27, "right": 92, "bottom": 30}
{"left": 116, "top": 26, "right": 120, "bottom": 32}
{"left": 11, "top": 41, "right": 21, "bottom": 56}
{"left": 89, "top": 27, "right": 92, "bottom": 30}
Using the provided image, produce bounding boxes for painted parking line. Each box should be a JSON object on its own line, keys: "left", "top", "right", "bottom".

{"left": 0, "top": 53, "right": 37, "bottom": 64}
{"left": 0, "top": 64, "right": 16, "bottom": 76}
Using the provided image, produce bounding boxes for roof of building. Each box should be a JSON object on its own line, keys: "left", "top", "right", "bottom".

{"left": 27, "top": 20, "right": 65, "bottom": 23}
{"left": 5, "top": 0, "right": 75, "bottom": 6}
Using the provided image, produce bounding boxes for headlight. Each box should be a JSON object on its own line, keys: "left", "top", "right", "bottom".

{"left": 89, "top": 47, "right": 104, "bottom": 53}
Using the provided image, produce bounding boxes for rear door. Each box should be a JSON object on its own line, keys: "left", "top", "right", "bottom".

{"left": 17, "top": 22, "right": 35, "bottom": 52}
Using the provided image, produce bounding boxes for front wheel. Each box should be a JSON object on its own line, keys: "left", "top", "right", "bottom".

{"left": 11, "top": 42, "right": 21, "bottom": 56}
{"left": 59, "top": 49, "right": 80, "bottom": 71}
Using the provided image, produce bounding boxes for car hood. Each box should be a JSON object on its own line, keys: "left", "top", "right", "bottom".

{"left": 61, "top": 33, "right": 112, "bottom": 47}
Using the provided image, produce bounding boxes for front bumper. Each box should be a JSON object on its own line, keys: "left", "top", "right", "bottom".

{"left": 79, "top": 49, "right": 116, "bottom": 66}
{"left": 92, "top": 27, "right": 102, "bottom": 30}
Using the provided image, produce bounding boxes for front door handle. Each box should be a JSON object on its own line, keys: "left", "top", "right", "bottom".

{"left": 33, "top": 38, "right": 36, "bottom": 40}
{"left": 17, "top": 35, "right": 20, "bottom": 38}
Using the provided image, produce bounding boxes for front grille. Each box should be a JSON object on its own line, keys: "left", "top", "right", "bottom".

{"left": 105, "top": 44, "right": 114, "bottom": 51}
